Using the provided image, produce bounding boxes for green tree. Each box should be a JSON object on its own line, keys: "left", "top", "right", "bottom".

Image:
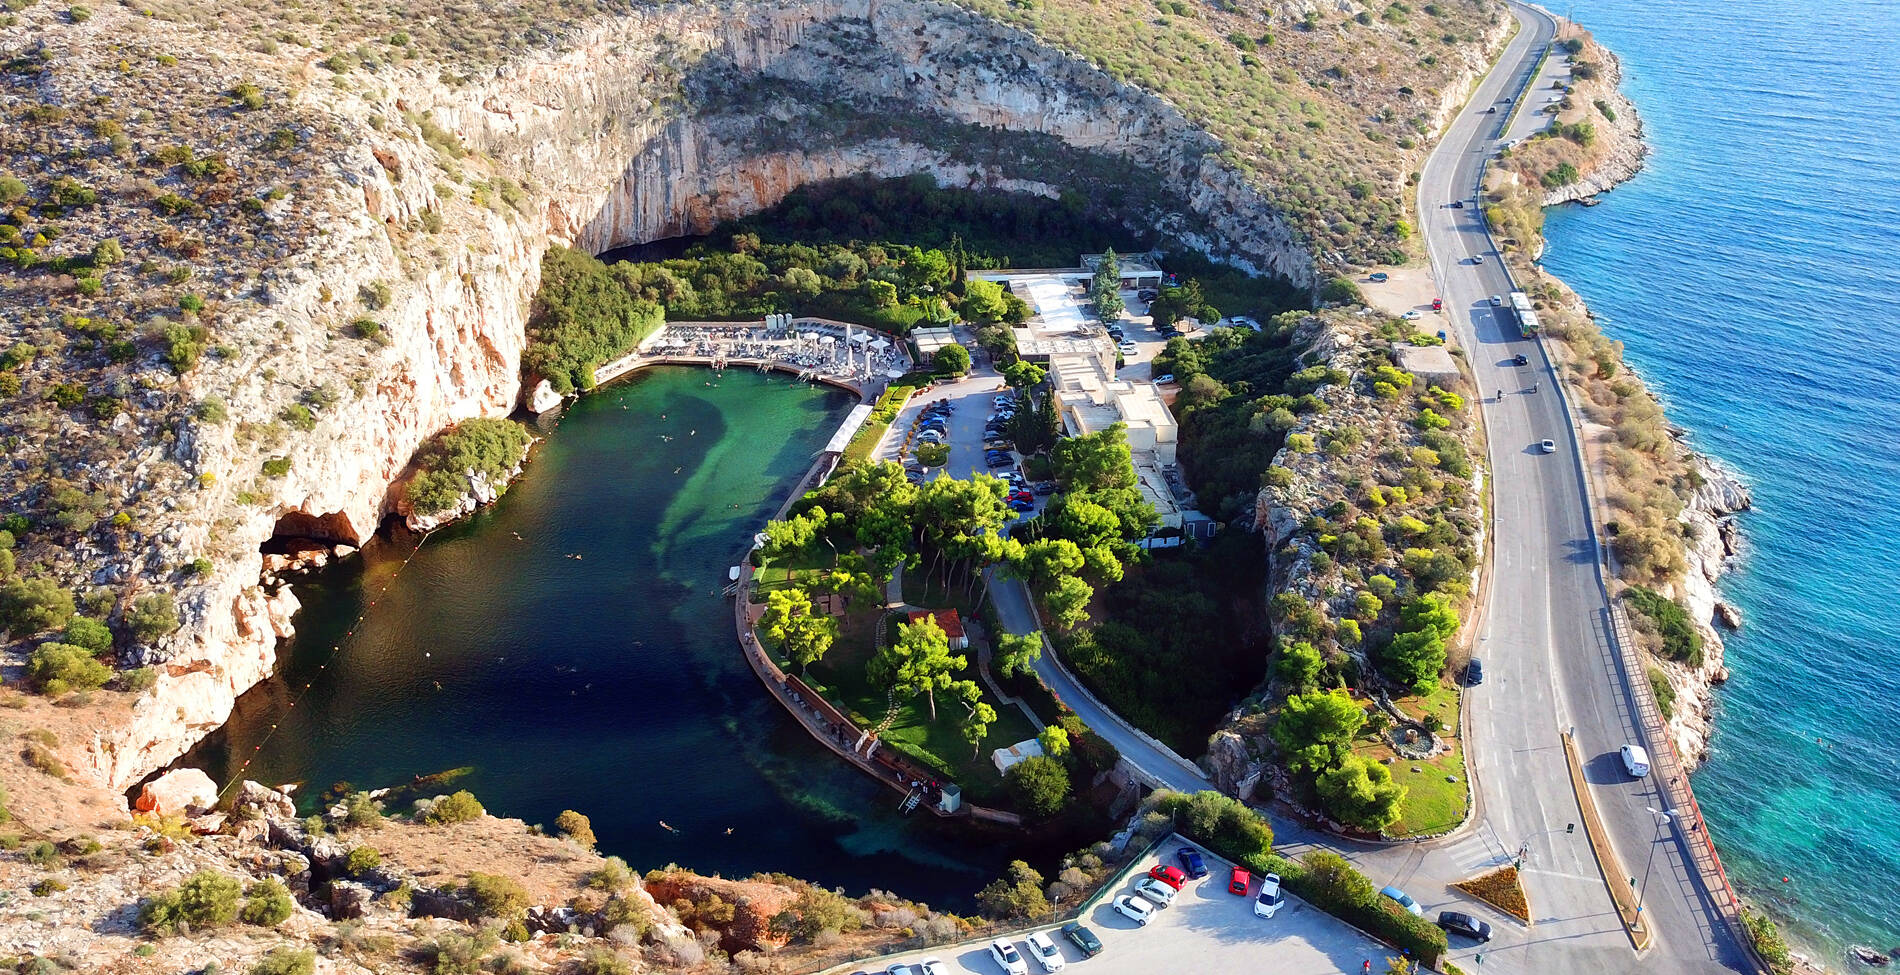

{"left": 1052, "top": 422, "right": 1137, "bottom": 491}
{"left": 554, "top": 810, "right": 596, "bottom": 848}
{"left": 1015, "top": 538, "right": 1084, "bottom": 589}
{"left": 962, "top": 701, "right": 998, "bottom": 759}
{"left": 140, "top": 869, "right": 243, "bottom": 933}
{"left": 126, "top": 592, "right": 179, "bottom": 643}
{"left": 27, "top": 642, "right": 111, "bottom": 695}
{"left": 1090, "top": 248, "right": 1124, "bottom": 322}
{"left": 934, "top": 343, "right": 971, "bottom": 375}
{"left": 463, "top": 872, "right": 528, "bottom": 919}
{"left": 868, "top": 615, "right": 966, "bottom": 719}
{"left": 975, "top": 860, "right": 1050, "bottom": 918}
{"left": 423, "top": 790, "right": 485, "bottom": 824}
{"left": 1000, "top": 360, "right": 1046, "bottom": 388}
{"left": 1273, "top": 688, "right": 1366, "bottom": 772}
{"left": 1277, "top": 641, "right": 1325, "bottom": 690}
{"left": 1040, "top": 573, "right": 1094, "bottom": 630}
{"left": 240, "top": 878, "right": 294, "bottom": 926}
{"left": 1382, "top": 629, "right": 1447, "bottom": 693}
{"left": 61, "top": 616, "right": 113, "bottom": 655}
{"left": 1004, "top": 754, "right": 1071, "bottom": 817}
{"left": 960, "top": 278, "right": 1010, "bottom": 323}
{"left": 0, "top": 577, "right": 75, "bottom": 634}
{"left": 1315, "top": 755, "right": 1407, "bottom": 831}
{"left": 1037, "top": 724, "right": 1070, "bottom": 760}
{"left": 758, "top": 588, "right": 839, "bottom": 673}
{"left": 993, "top": 630, "right": 1043, "bottom": 678}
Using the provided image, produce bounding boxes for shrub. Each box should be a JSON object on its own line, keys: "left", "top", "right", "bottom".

{"left": 140, "top": 869, "right": 243, "bottom": 934}
{"left": 587, "top": 856, "right": 635, "bottom": 892}
{"left": 1742, "top": 909, "right": 1793, "bottom": 974}
{"left": 126, "top": 592, "right": 179, "bottom": 643}
{"left": 554, "top": 809, "right": 596, "bottom": 848}
{"left": 262, "top": 457, "right": 292, "bottom": 478}
{"left": 463, "top": 872, "right": 528, "bottom": 919}
{"left": 280, "top": 404, "right": 316, "bottom": 431}
{"left": 423, "top": 790, "right": 484, "bottom": 824}
{"left": 1, "top": 578, "right": 75, "bottom": 634}
{"left": 405, "top": 419, "right": 531, "bottom": 515}
{"left": 768, "top": 887, "right": 864, "bottom": 942}
{"left": 240, "top": 878, "right": 294, "bottom": 926}
{"left": 345, "top": 845, "right": 381, "bottom": 874}
{"left": 1152, "top": 791, "right": 1277, "bottom": 871}
{"left": 419, "top": 929, "right": 496, "bottom": 974}
{"left": 27, "top": 642, "right": 111, "bottom": 694}
{"left": 1623, "top": 586, "right": 1703, "bottom": 665}
{"left": 1004, "top": 755, "right": 1071, "bottom": 817}
{"left": 60, "top": 616, "right": 112, "bottom": 654}
{"left": 33, "top": 877, "right": 68, "bottom": 896}
{"left": 576, "top": 948, "right": 635, "bottom": 975}
{"left": 975, "top": 860, "right": 1049, "bottom": 919}
{"left": 343, "top": 791, "right": 384, "bottom": 829}
{"left": 123, "top": 666, "right": 158, "bottom": 693}
{"left": 249, "top": 948, "right": 315, "bottom": 975}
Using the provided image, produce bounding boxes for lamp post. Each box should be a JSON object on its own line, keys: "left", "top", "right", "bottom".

{"left": 1635, "top": 805, "right": 1680, "bottom": 925}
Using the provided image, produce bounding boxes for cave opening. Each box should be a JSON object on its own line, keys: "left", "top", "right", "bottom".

{"left": 264, "top": 510, "right": 361, "bottom": 554}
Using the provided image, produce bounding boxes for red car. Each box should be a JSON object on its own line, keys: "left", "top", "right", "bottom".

{"left": 1431, "top": 297, "right": 1444, "bottom": 311}
{"left": 1148, "top": 864, "right": 1186, "bottom": 890}
{"left": 1229, "top": 867, "right": 1251, "bottom": 896}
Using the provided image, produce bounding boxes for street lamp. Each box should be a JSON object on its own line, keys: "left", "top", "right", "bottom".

{"left": 1635, "top": 806, "right": 1680, "bottom": 924}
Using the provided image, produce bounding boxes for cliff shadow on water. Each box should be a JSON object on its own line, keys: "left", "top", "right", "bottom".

{"left": 179, "top": 367, "right": 1071, "bottom": 909}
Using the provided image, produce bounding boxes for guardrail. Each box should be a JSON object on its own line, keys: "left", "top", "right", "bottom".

{"left": 1468, "top": 9, "right": 1769, "bottom": 969}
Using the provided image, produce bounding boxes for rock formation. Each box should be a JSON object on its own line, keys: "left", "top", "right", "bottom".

{"left": 1663, "top": 455, "right": 1752, "bottom": 765}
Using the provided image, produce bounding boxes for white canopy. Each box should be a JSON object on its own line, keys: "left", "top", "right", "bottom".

{"left": 818, "top": 335, "right": 836, "bottom": 344}
{"left": 871, "top": 338, "right": 891, "bottom": 350}
{"left": 885, "top": 368, "right": 907, "bottom": 379}
{"left": 849, "top": 332, "right": 871, "bottom": 345}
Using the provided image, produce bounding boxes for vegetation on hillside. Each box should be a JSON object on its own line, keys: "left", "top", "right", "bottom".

{"left": 404, "top": 418, "right": 534, "bottom": 516}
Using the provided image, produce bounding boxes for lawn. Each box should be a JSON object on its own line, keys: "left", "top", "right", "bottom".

{"left": 1352, "top": 679, "right": 1470, "bottom": 838}
{"left": 840, "top": 384, "right": 916, "bottom": 468}
{"left": 752, "top": 546, "right": 836, "bottom": 599}
{"left": 800, "top": 610, "right": 1039, "bottom": 806}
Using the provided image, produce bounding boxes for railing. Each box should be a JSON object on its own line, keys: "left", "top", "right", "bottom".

{"left": 1468, "top": 8, "right": 1768, "bottom": 969}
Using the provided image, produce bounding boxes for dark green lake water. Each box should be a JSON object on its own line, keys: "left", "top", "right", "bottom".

{"left": 187, "top": 366, "right": 1046, "bottom": 908}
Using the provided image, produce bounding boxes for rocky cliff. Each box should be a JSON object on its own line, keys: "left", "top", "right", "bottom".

{"left": 1659, "top": 456, "right": 1751, "bottom": 765}
{"left": 1540, "top": 43, "right": 1648, "bottom": 206}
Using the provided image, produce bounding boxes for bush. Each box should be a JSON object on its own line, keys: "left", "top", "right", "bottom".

{"left": 933, "top": 343, "right": 971, "bottom": 375}
{"left": 1004, "top": 755, "right": 1071, "bottom": 817}
{"left": 1286, "top": 851, "right": 1446, "bottom": 965}
{"left": 419, "top": 929, "right": 497, "bottom": 974}
{"left": 1, "top": 577, "right": 75, "bottom": 634}
{"left": 249, "top": 948, "right": 315, "bottom": 975}
{"left": 423, "top": 790, "right": 484, "bottom": 824}
{"left": 554, "top": 809, "right": 596, "bottom": 848}
{"left": 345, "top": 845, "right": 381, "bottom": 874}
{"left": 61, "top": 616, "right": 112, "bottom": 654}
{"left": 463, "top": 872, "right": 528, "bottom": 919}
{"left": 1152, "top": 791, "right": 1277, "bottom": 871}
{"left": 141, "top": 869, "right": 243, "bottom": 934}
{"left": 1742, "top": 909, "right": 1793, "bottom": 974}
{"left": 587, "top": 856, "right": 635, "bottom": 892}
{"left": 405, "top": 419, "right": 532, "bottom": 515}
{"left": 975, "top": 860, "right": 1049, "bottom": 919}
{"left": 343, "top": 791, "right": 384, "bottom": 828}
{"left": 1623, "top": 586, "right": 1703, "bottom": 666}
{"left": 769, "top": 887, "right": 864, "bottom": 942}
{"left": 127, "top": 593, "right": 180, "bottom": 643}
{"left": 240, "top": 878, "right": 294, "bottom": 926}
{"left": 27, "top": 642, "right": 111, "bottom": 695}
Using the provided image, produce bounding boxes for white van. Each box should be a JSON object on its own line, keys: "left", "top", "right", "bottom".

{"left": 1620, "top": 744, "right": 1651, "bottom": 778}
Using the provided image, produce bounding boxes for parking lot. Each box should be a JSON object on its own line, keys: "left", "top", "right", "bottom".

{"left": 848, "top": 839, "right": 1389, "bottom": 975}
{"left": 874, "top": 341, "right": 1049, "bottom": 517}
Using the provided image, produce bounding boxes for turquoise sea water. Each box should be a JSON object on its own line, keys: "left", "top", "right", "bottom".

{"left": 188, "top": 367, "right": 1065, "bottom": 908}
{"left": 1539, "top": 0, "right": 1900, "bottom": 960}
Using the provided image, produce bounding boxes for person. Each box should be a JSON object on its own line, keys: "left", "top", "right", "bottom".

{"left": 1532, "top": 382, "right": 1539, "bottom": 393}
{"left": 1496, "top": 388, "right": 1503, "bottom": 400}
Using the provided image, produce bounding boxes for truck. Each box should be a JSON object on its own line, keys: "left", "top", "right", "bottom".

{"left": 1508, "top": 291, "right": 1540, "bottom": 337}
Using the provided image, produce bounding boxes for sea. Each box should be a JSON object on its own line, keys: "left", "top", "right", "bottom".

{"left": 186, "top": 367, "right": 1074, "bottom": 910}
{"left": 1538, "top": 0, "right": 1900, "bottom": 961}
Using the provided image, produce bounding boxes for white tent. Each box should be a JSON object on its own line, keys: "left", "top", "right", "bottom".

{"left": 849, "top": 332, "right": 871, "bottom": 345}
{"left": 991, "top": 739, "right": 1046, "bottom": 775}
{"left": 871, "top": 338, "right": 891, "bottom": 350}
{"left": 818, "top": 335, "right": 836, "bottom": 344}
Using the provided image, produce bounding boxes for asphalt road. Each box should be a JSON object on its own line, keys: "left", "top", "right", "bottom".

{"left": 1404, "top": 4, "right": 1749, "bottom": 972}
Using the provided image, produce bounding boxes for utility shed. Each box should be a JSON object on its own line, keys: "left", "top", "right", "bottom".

{"left": 992, "top": 739, "right": 1045, "bottom": 775}
{"left": 1394, "top": 344, "right": 1461, "bottom": 387}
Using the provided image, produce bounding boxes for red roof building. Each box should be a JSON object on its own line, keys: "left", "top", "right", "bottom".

{"left": 906, "top": 609, "right": 968, "bottom": 650}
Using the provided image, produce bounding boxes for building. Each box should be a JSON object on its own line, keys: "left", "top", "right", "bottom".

{"left": 1080, "top": 252, "right": 1165, "bottom": 291}
{"left": 1045, "top": 352, "right": 1187, "bottom": 533}
{"left": 1394, "top": 343, "right": 1462, "bottom": 387}
{"left": 992, "top": 738, "right": 1045, "bottom": 776}
{"left": 906, "top": 609, "right": 968, "bottom": 651}
{"left": 910, "top": 326, "right": 960, "bottom": 362}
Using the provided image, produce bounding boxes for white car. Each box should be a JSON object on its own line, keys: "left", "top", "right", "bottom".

{"left": 886, "top": 965, "right": 916, "bottom": 975}
{"left": 988, "top": 938, "right": 1029, "bottom": 975}
{"left": 1024, "top": 931, "right": 1065, "bottom": 972}
{"left": 1113, "top": 893, "right": 1155, "bottom": 925}
{"left": 1473, "top": 254, "right": 1486, "bottom": 264}
{"left": 1539, "top": 439, "right": 1557, "bottom": 453}
{"left": 1489, "top": 294, "right": 1503, "bottom": 306}
{"left": 1134, "top": 876, "right": 1177, "bottom": 907}
{"left": 1253, "top": 872, "right": 1285, "bottom": 918}
{"left": 915, "top": 961, "right": 951, "bottom": 975}
{"left": 1117, "top": 341, "right": 1139, "bottom": 355}
{"left": 1402, "top": 310, "right": 1423, "bottom": 320}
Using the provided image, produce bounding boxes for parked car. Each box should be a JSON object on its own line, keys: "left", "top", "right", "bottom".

{"left": 1148, "top": 865, "right": 1186, "bottom": 890}
{"left": 1033, "top": 481, "right": 1057, "bottom": 496}
{"left": 1432, "top": 297, "right": 1444, "bottom": 311}
{"left": 1369, "top": 272, "right": 1390, "bottom": 282}
{"left": 1380, "top": 885, "right": 1424, "bottom": 917}
{"left": 1438, "top": 910, "right": 1494, "bottom": 942}
{"left": 990, "top": 457, "right": 1018, "bottom": 470}
{"left": 1152, "top": 373, "right": 1175, "bottom": 385}
{"left": 1253, "top": 873, "right": 1285, "bottom": 918}
{"left": 1134, "top": 876, "right": 1177, "bottom": 907}
{"left": 916, "top": 431, "right": 946, "bottom": 443}
{"left": 988, "top": 938, "right": 1028, "bottom": 975}
{"left": 1539, "top": 439, "right": 1557, "bottom": 453}
{"left": 1490, "top": 294, "right": 1504, "bottom": 306}
{"left": 1228, "top": 867, "right": 1251, "bottom": 896}
{"left": 1175, "top": 847, "right": 1208, "bottom": 879}
{"left": 1403, "top": 310, "right": 1423, "bottom": 321}
{"left": 1112, "top": 894, "right": 1154, "bottom": 925}
{"left": 1061, "top": 922, "right": 1102, "bottom": 957}
{"left": 1118, "top": 341, "right": 1139, "bottom": 355}
{"left": 1465, "top": 658, "right": 1485, "bottom": 685}
{"left": 1137, "top": 289, "right": 1158, "bottom": 302}
{"left": 886, "top": 965, "right": 916, "bottom": 975}
{"left": 1009, "top": 498, "right": 1035, "bottom": 512}
{"left": 1024, "top": 931, "right": 1065, "bottom": 972}
{"left": 1621, "top": 743, "right": 1651, "bottom": 777}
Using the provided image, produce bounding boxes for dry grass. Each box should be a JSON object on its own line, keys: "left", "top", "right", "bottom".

{"left": 1454, "top": 864, "right": 1529, "bottom": 921}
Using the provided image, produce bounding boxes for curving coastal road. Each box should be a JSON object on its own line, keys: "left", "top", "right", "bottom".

{"left": 987, "top": 4, "right": 1756, "bottom": 973}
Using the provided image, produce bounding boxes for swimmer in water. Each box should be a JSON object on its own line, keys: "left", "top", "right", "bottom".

{"left": 660, "top": 821, "right": 678, "bottom": 833}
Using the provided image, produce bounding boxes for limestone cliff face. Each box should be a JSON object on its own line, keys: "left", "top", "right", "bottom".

{"left": 1658, "top": 457, "right": 1751, "bottom": 767}
{"left": 89, "top": 0, "right": 1330, "bottom": 791}
{"left": 1541, "top": 46, "right": 1648, "bottom": 206}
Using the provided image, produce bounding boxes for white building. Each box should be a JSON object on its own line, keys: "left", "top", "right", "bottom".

{"left": 1045, "top": 352, "right": 1185, "bottom": 531}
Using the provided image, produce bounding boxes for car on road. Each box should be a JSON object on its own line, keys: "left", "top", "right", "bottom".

{"left": 1450, "top": 200, "right": 1465, "bottom": 209}
{"left": 1538, "top": 439, "right": 1557, "bottom": 453}
{"left": 1465, "top": 658, "right": 1485, "bottom": 685}
{"left": 1380, "top": 885, "right": 1424, "bottom": 917}
{"left": 1472, "top": 254, "right": 1486, "bottom": 265}
{"left": 1061, "top": 922, "right": 1102, "bottom": 957}
{"left": 1438, "top": 910, "right": 1494, "bottom": 943}
{"left": 1402, "top": 310, "right": 1423, "bottom": 321}
{"left": 1489, "top": 294, "right": 1503, "bottom": 306}
{"left": 1113, "top": 894, "right": 1155, "bottom": 925}
{"left": 1228, "top": 866, "right": 1251, "bottom": 896}
{"left": 1148, "top": 864, "right": 1186, "bottom": 890}
{"left": 1369, "top": 272, "right": 1389, "bottom": 282}
{"left": 1253, "top": 873, "right": 1285, "bottom": 918}
{"left": 1024, "top": 931, "right": 1065, "bottom": 972}
{"left": 1118, "top": 341, "right": 1139, "bottom": 355}
{"left": 886, "top": 964, "right": 917, "bottom": 975}
{"left": 1152, "top": 373, "right": 1175, "bottom": 385}
{"left": 1621, "top": 743, "right": 1652, "bottom": 777}
{"left": 1175, "top": 847, "right": 1208, "bottom": 879}
{"left": 1513, "top": 353, "right": 1529, "bottom": 366}
{"left": 1134, "top": 876, "right": 1177, "bottom": 907}
{"left": 988, "top": 938, "right": 1028, "bottom": 975}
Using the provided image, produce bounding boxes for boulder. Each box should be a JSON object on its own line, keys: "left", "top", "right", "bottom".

{"left": 236, "top": 780, "right": 298, "bottom": 820}
{"left": 135, "top": 767, "right": 218, "bottom": 815}
{"left": 1714, "top": 601, "right": 1743, "bottom": 630}
{"left": 330, "top": 880, "right": 374, "bottom": 920}
{"left": 529, "top": 378, "right": 563, "bottom": 415}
